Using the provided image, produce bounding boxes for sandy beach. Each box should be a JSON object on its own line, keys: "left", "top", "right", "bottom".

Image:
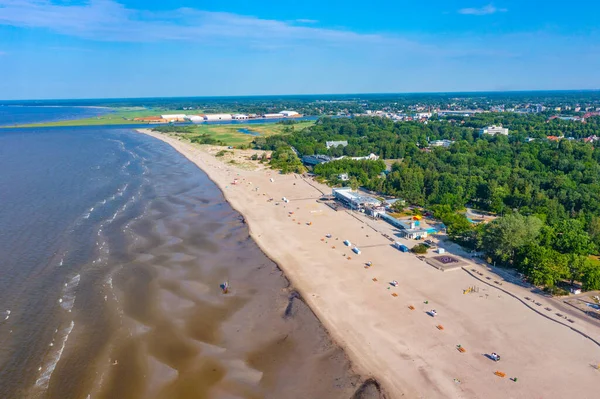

{"left": 139, "top": 129, "right": 600, "bottom": 399}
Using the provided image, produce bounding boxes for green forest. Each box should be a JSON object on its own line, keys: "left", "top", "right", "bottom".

{"left": 254, "top": 115, "right": 600, "bottom": 292}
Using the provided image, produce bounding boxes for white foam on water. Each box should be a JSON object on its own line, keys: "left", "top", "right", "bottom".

{"left": 60, "top": 274, "right": 80, "bottom": 312}
{"left": 34, "top": 320, "right": 75, "bottom": 389}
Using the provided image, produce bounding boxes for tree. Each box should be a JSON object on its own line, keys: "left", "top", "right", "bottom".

{"left": 482, "top": 213, "right": 543, "bottom": 264}
{"left": 582, "top": 264, "right": 600, "bottom": 291}
{"left": 440, "top": 213, "right": 472, "bottom": 241}
{"left": 516, "top": 244, "right": 568, "bottom": 287}
{"left": 553, "top": 219, "right": 594, "bottom": 256}
{"left": 412, "top": 244, "right": 428, "bottom": 254}
{"left": 269, "top": 146, "right": 306, "bottom": 174}
{"left": 390, "top": 201, "right": 405, "bottom": 213}
{"left": 567, "top": 254, "right": 590, "bottom": 285}
{"left": 588, "top": 216, "right": 600, "bottom": 249}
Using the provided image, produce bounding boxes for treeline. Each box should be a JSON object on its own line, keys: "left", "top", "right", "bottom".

{"left": 433, "top": 207, "right": 600, "bottom": 292}
{"left": 152, "top": 125, "right": 195, "bottom": 134}
{"left": 449, "top": 112, "right": 600, "bottom": 139}
{"left": 269, "top": 146, "right": 306, "bottom": 174}
{"left": 11, "top": 90, "right": 598, "bottom": 113}
{"left": 255, "top": 117, "right": 467, "bottom": 158}
{"left": 313, "top": 159, "right": 386, "bottom": 187}
{"left": 254, "top": 116, "right": 600, "bottom": 291}
{"left": 255, "top": 117, "right": 600, "bottom": 220}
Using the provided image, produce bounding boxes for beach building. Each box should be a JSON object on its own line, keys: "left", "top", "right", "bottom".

{"left": 379, "top": 213, "right": 435, "bottom": 239}
{"left": 232, "top": 114, "right": 249, "bottom": 120}
{"left": 264, "top": 113, "right": 284, "bottom": 118}
{"left": 204, "top": 114, "right": 233, "bottom": 121}
{"left": 279, "top": 111, "right": 300, "bottom": 117}
{"left": 302, "top": 154, "right": 331, "bottom": 166}
{"left": 480, "top": 125, "right": 509, "bottom": 136}
{"left": 326, "top": 140, "right": 349, "bottom": 149}
{"left": 332, "top": 187, "right": 381, "bottom": 210}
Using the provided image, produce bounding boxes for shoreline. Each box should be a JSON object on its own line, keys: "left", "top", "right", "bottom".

{"left": 138, "top": 128, "right": 600, "bottom": 399}
{"left": 136, "top": 129, "right": 381, "bottom": 389}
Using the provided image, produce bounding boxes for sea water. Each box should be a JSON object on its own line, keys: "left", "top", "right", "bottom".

{"left": 0, "top": 108, "right": 366, "bottom": 399}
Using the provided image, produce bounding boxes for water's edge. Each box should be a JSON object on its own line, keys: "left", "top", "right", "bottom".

{"left": 136, "top": 130, "right": 387, "bottom": 398}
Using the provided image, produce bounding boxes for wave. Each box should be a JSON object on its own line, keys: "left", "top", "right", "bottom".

{"left": 75, "top": 182, "right": 132, "bottom": 229}
{"left": 34, "top": 320, "right": 75, "bottom": 390}
{"left": 59, "top": 274, "right": 80, "bottom": 312}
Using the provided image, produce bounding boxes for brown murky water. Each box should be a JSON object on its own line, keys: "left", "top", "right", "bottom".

{"left": 0, "top": 128, "right": 383, "bottom": 399}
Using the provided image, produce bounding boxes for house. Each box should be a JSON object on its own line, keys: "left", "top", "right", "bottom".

{"left": 398, "top": 229, "right": 429, "bottom": 240}
{"left": 264, "top": 113, "right": 284, "bottom": 118}
{"left": 232, "top": 114, "right": 249, "bottom": 120}
{"left": 429, "top": 139, "right": 454, "bottom": 148}
{"left": 326, "top": 140, "right": 349, "bottom": 149}
{"left": 480, "top": 125, "right": 509, "bottom": 136}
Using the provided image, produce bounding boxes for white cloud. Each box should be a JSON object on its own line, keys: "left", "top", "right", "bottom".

{"left": 458, "top": 4, "right": 507, "bottom": 15}
{"left": 0, "top": 0, "right": 516, "bottom": 59}
{"left": 0, "top": 0, "right": 396, "bottom": 46}
{"left": 295, "top": 18, "right": 318, "bottom": 24}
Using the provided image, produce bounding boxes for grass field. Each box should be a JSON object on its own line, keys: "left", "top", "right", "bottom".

{"left": 4, "top": 108, "right": 191, "bottom": 128}
{"left": 172, "top": 121, "right": 314, "bottom": 146}
{"left": 4, "top": 107, "right": 314, "bottom": 146}
{"left": 5, "top": 109, "right": 315, "bottom": 147}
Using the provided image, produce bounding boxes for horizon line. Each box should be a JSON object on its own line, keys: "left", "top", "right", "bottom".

{"left": 1, "top": 88, "right": 599, "bottom": 103}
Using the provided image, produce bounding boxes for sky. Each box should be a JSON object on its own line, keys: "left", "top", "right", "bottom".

{"left": 0, "top": 0, "right": 599, "bottom": 100}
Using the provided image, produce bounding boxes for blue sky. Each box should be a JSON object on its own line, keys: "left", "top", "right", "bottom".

{"left": 0, "top": 0, "right": 599, "bottom": 99}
